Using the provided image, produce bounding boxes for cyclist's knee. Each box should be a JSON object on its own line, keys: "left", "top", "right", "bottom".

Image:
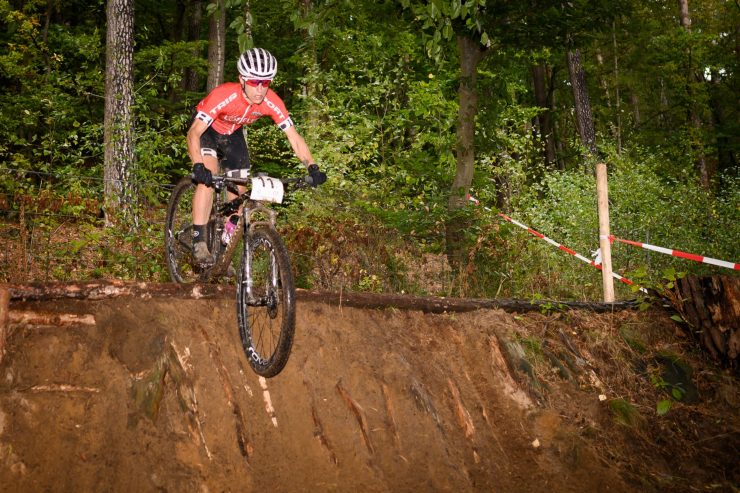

{"left": 200, "top": 149, "right": 219, "bottom": 172}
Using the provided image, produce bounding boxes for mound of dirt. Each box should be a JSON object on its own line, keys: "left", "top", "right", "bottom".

{"left": 0, "top": 290, "right": 737, "bottom": 492}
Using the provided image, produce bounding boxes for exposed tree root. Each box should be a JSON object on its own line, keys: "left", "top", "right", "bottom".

{"left": 199, "top": 327, "right": 252, "bottom": 461}
{"left": 336, "top": 381, "right": 374, "bottom": 455}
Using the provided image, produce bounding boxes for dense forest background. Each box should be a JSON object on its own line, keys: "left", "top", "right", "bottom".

{"left": 1, "top": 0, "right": 738, "bottom": 300}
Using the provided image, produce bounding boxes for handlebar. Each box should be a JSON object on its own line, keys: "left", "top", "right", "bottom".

{"left": 191, "top": 173, "right": 318, "bottom": 191}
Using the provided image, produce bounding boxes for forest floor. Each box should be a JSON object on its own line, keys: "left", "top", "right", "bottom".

{"left": 0, "top": 289, "right": 737, "bottom": 492}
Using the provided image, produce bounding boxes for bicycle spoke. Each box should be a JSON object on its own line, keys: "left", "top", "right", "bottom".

{"left": 165, "top": 178, "right": 202, "bottom": 283}
{"left": 236, "top": 226, "right": 296, "bottom": 377}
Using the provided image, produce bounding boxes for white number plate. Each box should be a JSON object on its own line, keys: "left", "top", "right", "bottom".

{"left": 250, "top": 176, "right": 284, "bottom": 204}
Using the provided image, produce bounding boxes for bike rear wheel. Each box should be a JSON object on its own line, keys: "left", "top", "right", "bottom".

{"left": 236, "top": 225, "right": 296, "bottom": 377}
{"left": 164, "top": 177, "right": 220, "bottom": 283}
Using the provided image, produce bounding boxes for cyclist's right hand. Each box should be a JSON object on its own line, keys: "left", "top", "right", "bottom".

{"left": 307, "top": 163, "right": 327, "bottom": 187}
{"left": 192, "top": 163, "right": 213, "bottom": 187}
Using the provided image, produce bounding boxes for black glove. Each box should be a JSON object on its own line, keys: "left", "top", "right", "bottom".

{"left": 192, "top": 163, "right": 213, "bottom": 187}
{"left": 307, "top": 164, "right": 327, "bottom": 187}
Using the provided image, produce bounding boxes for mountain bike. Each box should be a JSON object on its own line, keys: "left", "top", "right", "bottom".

{"left": 164, "top": 168, "right": 311, "bottom": 377}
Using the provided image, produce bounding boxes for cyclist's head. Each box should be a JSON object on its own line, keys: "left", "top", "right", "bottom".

{"left": 237, "top": 48, "right": 277, "bottom": 80}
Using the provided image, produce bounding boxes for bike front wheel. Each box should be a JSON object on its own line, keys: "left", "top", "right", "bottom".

{"left": 236, "top": 225, "right": 296, "bottom": 377}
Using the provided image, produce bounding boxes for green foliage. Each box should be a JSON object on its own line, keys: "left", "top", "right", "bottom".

{"left": 656, "top": 399, "right": 672, "bottom": 416}
{"left": 0, "top": 0, "right": 736, "bottom": 299}
{"left": 504, "top": 148, "right": 739, "bottom": 299}
{"left": 608, "top": 398, "right": 642, "bottom": 428}
{"left": 401, "top": 0, "right": 492, "bottom": 60}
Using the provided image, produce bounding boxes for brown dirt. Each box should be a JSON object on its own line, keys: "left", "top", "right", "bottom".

{"left": 0, "top": 295, "right": 737, "bottom": 492}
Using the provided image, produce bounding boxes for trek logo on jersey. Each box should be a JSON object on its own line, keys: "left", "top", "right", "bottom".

{"left": 265, "top": 99, "right": 286, "bottom": 120}
{"left": 209, "top": 92, "right": 238, "bottom": 115}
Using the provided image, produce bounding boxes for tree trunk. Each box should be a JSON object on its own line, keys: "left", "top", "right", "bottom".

{"left": 172, "top": 0, "right": 186, "bottom": 42}
{"left": 630, "top": 93, "right": 641, "bottom": 126}
{"left": 612, "top": 22, "right": 622, "bottom": 154}
{"left": 206, "top": 0, "right": 226, "bottom": 91}
{"left": 532, "top": 63, "right": 556, "bottom": 169}
{"left": 300, "top": 0, "right": 320, "bottom": 132}
{"left": 104, "top": 0, "right": 136, "bottom": 225}
{"left": 445, "top": 35, "right": 486, "bottom": 267}
{"left": 678, "top": 0, "right": 711, "bottom": 189}
{"left": 241, "top": 0, "right": 253, "bottom": 50}
{"left": 182, "top": 0, "right": 203, "bottom": 93}
{"left": 708, "top": 71, "right": 737, "bottom": 183}
{"left": 566, "top": 48, "right": 597, "bottom": 157}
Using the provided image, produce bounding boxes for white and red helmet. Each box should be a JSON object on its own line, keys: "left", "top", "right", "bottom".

{"left": 237, "top": 48, "right": 277, "bottom": 79}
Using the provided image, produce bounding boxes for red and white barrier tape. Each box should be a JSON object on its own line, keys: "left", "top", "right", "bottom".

{"left": 467, "top": 195, "right": 643, "bottom": 290}
{"left": 610, "top": 237, "right": 739, "bottom": 270}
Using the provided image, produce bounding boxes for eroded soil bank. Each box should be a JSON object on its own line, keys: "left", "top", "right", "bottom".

{"left": 0, "top": 294, "right": 737, "bottom": 492}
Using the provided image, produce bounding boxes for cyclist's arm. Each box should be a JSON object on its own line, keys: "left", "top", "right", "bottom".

{"left": 284, "top": 126, "right": 315, "bottom": 168}
{"left": 187, "top": 118, "right": 210, "bottom": 165}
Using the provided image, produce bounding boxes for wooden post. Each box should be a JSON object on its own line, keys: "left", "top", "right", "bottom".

{"left": 0, "top": 286, "right": 9, "bottom": 364}
{"left": 596, "top": 162, "right": 615, "bottom": 302}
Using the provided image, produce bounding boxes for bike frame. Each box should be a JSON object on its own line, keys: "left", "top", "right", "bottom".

{"left": 206, "top": 176, "right": 282, "bottom": 282}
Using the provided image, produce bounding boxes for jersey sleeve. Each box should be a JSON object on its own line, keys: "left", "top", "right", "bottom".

{"left": 194, "top": 84, "right": 236, "bottom": 128}
{"left": 195, "top": 94, "right": 217, "bottom": 127}
{"left": 264, "top": 90, "right": 294, "bottom": 131}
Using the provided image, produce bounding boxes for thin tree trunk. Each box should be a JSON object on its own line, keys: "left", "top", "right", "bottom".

{"left": 630, "top": 94, "right": 641, "bottom": 126}
{"left": 612, "top": 21, "right": 622, "bottom": 154}
{"left": 445, "top": 35, "right": 486, "bottom": 267}
{"left": 532, "top": 63, "right": 556, "bottom": 168}
{"left": 104, "top": 0, "right": 136, "bottom": 225}
{"left": 678, "top": 0, "right": 711, "bottom": 188}
{"left": 172, "top": 0, "right": 186, "bottom": 42}
{"left": 596, "top": 50, "right": 612, "bottom": 109}
{"left": 300, "top": 0, "right": 320, "bottom": 131}
{"left": 182, "top": 0, "right": 203, "bottom": 93}
{"left": 708, "top": 70, "right": 737, "bottom": 180}
{"left": 242, "top": 0, "right": 253, "bottom": 48}
{"left": 567, "top": 48, "right": 597, "bottom": 157}
{"left": 206, "top": 0, "right": 226, "bottom": 91}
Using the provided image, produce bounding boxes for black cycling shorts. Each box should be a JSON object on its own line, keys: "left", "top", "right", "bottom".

{"left": 199, "top": 125, "right": 250, "bottom": 171}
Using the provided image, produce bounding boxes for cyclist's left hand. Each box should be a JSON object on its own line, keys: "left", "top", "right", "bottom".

{"left": 307, "top": 164, "right": 327, "bottom": 187}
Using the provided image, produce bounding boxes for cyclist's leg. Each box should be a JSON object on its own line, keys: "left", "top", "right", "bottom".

{"left": 192, "top": 153, "right": 218, "bottom": 224}
{"left": 192, "top": 129, "right": 219, "bottom": 261}
{"left": 193, "top": 127, "right": 220, "bottom": 225}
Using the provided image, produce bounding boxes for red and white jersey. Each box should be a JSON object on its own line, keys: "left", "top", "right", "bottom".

{"left": 194, "top": 82, "right": 294, "bottom": 135}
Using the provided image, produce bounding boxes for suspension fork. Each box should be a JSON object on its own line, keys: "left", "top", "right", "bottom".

{"left": 240, "top": 204, "right": 279, "bottom": 303}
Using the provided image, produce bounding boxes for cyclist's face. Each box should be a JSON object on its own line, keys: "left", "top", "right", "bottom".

{"left": 241, "top": 77, "right": 270, "bottom": 104}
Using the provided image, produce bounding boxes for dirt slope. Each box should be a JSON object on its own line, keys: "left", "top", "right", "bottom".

{"left": 0, "top": 294, "right": 737, "bottom": 492}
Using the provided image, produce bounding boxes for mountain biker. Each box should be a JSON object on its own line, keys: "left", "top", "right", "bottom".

{"left": 186, "top": 47, "right": 327, "bottom": 263}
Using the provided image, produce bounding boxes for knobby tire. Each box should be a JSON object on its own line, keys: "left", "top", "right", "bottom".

{"left": 236, "top": 225, "right": 296, "bottom": 377}
{"left": 164, "top": 177, "right": 221, "bottom": 283}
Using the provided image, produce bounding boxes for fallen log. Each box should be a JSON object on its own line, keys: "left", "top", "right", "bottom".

{"left": 9, "top": 310, "right": 96, "bottom": 328}
{"left": 4, "top": 280, "right": 234, "bottom": 302}
{"left": 298, "top": 290, "right": 637, "bottom": 314}
{"left": 3, "top": 281, "right": 637, "bottom": 314}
